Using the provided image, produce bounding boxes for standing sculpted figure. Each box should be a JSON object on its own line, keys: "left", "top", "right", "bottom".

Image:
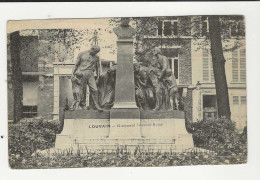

{"left": 153, "top": 47, "right": 171, "bottom": 82}
{"left": 148, "top": 56, "right": 164, "bottom": 110}
{"left": 71, "top": 45, "right": 103, "bottom": 112}
{"left": 70, "top": 71, "right": 83, "bottom": 110}
{"left": 164, "top": 69, "right": 179, "bottom": 110}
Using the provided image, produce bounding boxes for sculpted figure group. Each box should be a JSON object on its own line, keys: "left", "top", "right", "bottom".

{"left": 134, "top": 47, "right": 179, "bottom": 110}
{"left": 70, "top": 45, "right": 179, "bottom": 111}
{"left": 70, "top": 45, "right": 117, "bottom": 112}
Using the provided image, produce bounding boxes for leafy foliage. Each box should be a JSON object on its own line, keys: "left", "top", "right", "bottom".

{"left": 187, "top": 118, "right": 247, "bottom": 156}
{"left": 8, "top": 118, "right": 60, "bottom": 158}
{"left": 108, "top": 16, "right": 245, "bottom": 55}
{"left": 9, "top": 147, "right": 247, "bottom": 169}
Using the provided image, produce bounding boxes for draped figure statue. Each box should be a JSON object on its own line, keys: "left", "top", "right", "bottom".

{"left": 97, "top": 66, "right": 117, "bottom": 110}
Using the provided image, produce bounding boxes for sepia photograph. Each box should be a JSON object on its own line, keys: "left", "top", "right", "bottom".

{"left": 7, "top": 15, "right": 247, "bottom": 169}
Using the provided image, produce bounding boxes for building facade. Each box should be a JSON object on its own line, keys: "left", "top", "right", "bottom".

{"left": 8, "top": 16, "right": 247, "bottom": 131}
{"left": 141, "top": 16, "right": 246, "bottom": 131}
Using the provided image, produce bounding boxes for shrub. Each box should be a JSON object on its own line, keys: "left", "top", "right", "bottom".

{"left": 9, "top": 149, "right": 247, "bottom": 169}
{"left": 8, "top": 117, "right": 60, "bottom": 159}
{"left": 189, "top": 118, "right": 247, "bottom": 156}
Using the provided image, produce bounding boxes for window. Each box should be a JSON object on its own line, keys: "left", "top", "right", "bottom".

{"left": 168, "top": 58, "right": 179, "bottom": 80}
{"left": 233, "top": 96, "right": 239, "bottom": 105}
{"left": 174, "top": 59, "right": 179, "bottom": 79}
{"left": 232, "top": 48, "right": 246, "bottom": 82}
{"left": 158, "top": 19, "right": 178, "bottom": 36}
{"left": 202, "top": 49, "right": 214, "bottom": 82}
{"left": 233, "top": 96, "right": 247, "bottom": 105}
{"left": 158, "top": 21, "right": 163, "bottom": 36}
{"left": 173, "top": 22, "right": 178, "bottom": 36}
{"left": 201, "top": 16, "right": 208, "bottom": 37}
{"left": 162, "top": 48, "right": 179, "bottom": 81}
{"left": 168, "top": 57, "right": 179, "bottom": 81}
{"left": 23, "top": 106, "right": 37, "bottom": 118}
{"left": 203, "top": 95, "right": 217, "bottom": 120}
{"left": 168, "top": 59, "right": 172, "bottom": 71}
{"left": 241, "top": 96, "right": 247, "bottom": 105}
{"left": 23, "top": 77, "right": 38, "bottom": 118}
{"left": 164, "top": 21, "right": 172, "bottom": 36}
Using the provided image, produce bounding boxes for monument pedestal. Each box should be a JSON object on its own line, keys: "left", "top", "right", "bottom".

{"left": 55, "top": 110, "right": 194, "bottom": 152}
{"left": 109, "top": 109, "right": 141, "bottom": 139}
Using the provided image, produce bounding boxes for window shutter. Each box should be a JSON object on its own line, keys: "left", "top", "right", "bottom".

{"left": 233, "top": 96, "right": 239, "bottom": 105}
{"left": 158, "top": 21, "right": 162, "bottom": 36}
{"left": 232, "top": 49, "right": 239, "bottom": 82}
{"left": 173, "top": 22, "right": 178, "bottom": 36}
{"left": 203, "top": 49, "right": 209, "bottom": 82}
{"left": 241, "top": 96, "right": 247, "bottom": 104}
{"left": 174, "top": 59, "right": 178, "bottom": 79}
{"left": 168, "top": 59, "right": 172, "bottom": 70}
{"left": 210, "top": 58, "right": 214, "bottom": 82}
{"left": 164, "top": 21, "right": 172, "bottom": 36}
{"left": 202, "top": 49, "right": 214, "bottom": 82}
{"left": 240, "top": 48, "right": 246, "bottom": 82}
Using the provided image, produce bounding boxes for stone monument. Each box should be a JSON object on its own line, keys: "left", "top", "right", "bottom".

{"left": 55, "top": 18, "right": 194, "bottom": 152}
{"left": 109, "top": 18, "right": 141, "bottom": 138}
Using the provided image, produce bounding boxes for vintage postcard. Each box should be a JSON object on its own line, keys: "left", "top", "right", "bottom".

{"left": 7, "top": 16, "right": 247, "bottom": 169}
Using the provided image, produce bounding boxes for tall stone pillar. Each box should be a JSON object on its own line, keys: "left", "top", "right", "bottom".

{"left": 112, "top": 39, "right": 137, "bottom": 109}
{"left": 109, "top": 18, "right": 141, "bottom": 138}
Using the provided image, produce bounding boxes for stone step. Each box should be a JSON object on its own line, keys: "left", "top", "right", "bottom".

{"left": 40, "top": 147, "right": 209, "bottom": 156}
{"left": 71, "top": 144, "right": 192, "bottom": 153}
{"left": 75, "top": 138, "right": 176, "bottom": 145}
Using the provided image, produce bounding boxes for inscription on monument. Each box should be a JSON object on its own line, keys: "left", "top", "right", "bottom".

{"left": 87, "top": 122, "right": 163, "bottom": 129}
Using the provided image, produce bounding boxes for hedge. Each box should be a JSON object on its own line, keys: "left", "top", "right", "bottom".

{"left": 8, "top": 118, "right": 60, "bottom": 158}
{"left": 187, "top": 118, "right": 247, "bottom": 156}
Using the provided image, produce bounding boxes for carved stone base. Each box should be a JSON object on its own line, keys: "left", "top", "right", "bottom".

{"left": 55, "top": 110, "right": 194, "bottom": 152}
{"left": 55, "top": 136, "right": 193, "bottom": 153}
{"left": 55, "top": 137, "right": 193, "bottom": 153}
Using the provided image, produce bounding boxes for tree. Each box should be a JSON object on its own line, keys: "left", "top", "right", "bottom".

{"left": 110, "top": 16, "right": 244, "bottom": 120}
{"left": 208, "top": 16, "right": 231, "bottom": 120}
{"left": 10, "top": 31, "right": 23, "bottom": 123}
